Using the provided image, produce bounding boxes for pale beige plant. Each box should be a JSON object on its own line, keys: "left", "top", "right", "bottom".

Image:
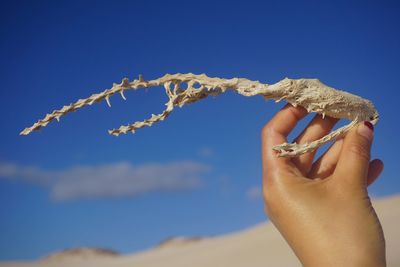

{"left": 20, "top": 73, "right": 379, "bottom": 157}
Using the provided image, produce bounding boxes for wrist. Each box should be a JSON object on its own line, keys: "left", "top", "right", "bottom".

{"left": 294, "top": 241, "right": 386, "bottom": 267}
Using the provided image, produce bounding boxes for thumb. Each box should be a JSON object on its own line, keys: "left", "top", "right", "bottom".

{"left": 335, "top": 121, "right": 374, "bottom": 185}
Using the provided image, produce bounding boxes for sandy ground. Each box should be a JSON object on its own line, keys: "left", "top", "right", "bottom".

{"left": 1, "top": 195, "right": 399, "bottom": 267}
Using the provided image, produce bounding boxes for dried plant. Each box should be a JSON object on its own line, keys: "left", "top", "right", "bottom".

{"left": 20, "top": 73, "right": 378, "bottom": 157}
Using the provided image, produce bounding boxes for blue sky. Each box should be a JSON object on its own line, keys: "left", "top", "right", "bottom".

{"left": 0, "top": 0, "right": 399, "bottom": 260}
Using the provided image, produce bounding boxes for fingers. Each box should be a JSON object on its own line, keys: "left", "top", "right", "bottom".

{"left": 310, "top": 130, "right": 382, "bottom": 186}
{"left": 334, "top": 121, "right": 374, "bottom": 186}
{"left": 309, "top": 138, "right": 343, "bottom": 179}
{"left": 367, "top": 159, "right": 384, "bottom": 186}
{"left": 261, "top": 104, "right": 308, "bottom": 181}
{"left": 292, "top": 114, "right": 339, "bottom": 175}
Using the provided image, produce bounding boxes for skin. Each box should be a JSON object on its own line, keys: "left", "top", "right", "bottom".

{"left": 261, "top": 104, "right": 386, "bottom": 267}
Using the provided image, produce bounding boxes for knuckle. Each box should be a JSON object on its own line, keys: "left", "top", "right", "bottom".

{"left": 348, "top": 141, "right": 370, "bottom": 161}
{"left": 261, "top": 123, "right": 272, "bottom": 137}
{"left": 261, "top": 121, "right": 279, "bottom": 139}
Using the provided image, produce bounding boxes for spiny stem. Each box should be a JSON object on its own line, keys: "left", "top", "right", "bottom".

{"left": 20, "top": 73, "right": 379, "bottom": 157}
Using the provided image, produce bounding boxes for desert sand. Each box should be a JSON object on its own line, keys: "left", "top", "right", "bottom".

{"left": 1, "top": 195, "right": 399, "bottom": 267}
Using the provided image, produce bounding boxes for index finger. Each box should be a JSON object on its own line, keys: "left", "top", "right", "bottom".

{"left": 261, "top": 104, "right": 308, "bottom": 178}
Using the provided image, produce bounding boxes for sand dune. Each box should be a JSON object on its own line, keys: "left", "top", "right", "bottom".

{"left": 1, "top": 195, "right": 399, "bottom": 267}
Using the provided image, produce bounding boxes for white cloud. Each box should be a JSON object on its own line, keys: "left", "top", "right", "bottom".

{"left": 246, "top": 185, "right": 263, "bottom": 200}
{"left": 0, "top": 161, "right": 210, "bottom": 201}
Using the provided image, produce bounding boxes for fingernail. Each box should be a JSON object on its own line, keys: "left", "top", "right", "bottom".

{"left": 357, "top": 121, "right": 374, "bottom": 141}
{"left": 364, "top": 121, "right": 374, "bottom": 131}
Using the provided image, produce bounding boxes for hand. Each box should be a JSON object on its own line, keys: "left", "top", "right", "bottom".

{"left": 261, "top": 104, "right": 386, "bottom": 267}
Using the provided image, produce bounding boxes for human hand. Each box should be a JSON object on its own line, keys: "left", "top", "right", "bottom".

{"left": 261, "top": 104, "right": 385, "bottom": 267}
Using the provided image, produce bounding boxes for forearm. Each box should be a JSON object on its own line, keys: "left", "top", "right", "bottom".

{"left": 271, "top": 199, "right": 386, "bottom": 267}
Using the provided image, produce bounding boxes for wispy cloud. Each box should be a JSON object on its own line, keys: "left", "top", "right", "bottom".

{"left": 0, "top": 161, "right": 210, "bottom": 201}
